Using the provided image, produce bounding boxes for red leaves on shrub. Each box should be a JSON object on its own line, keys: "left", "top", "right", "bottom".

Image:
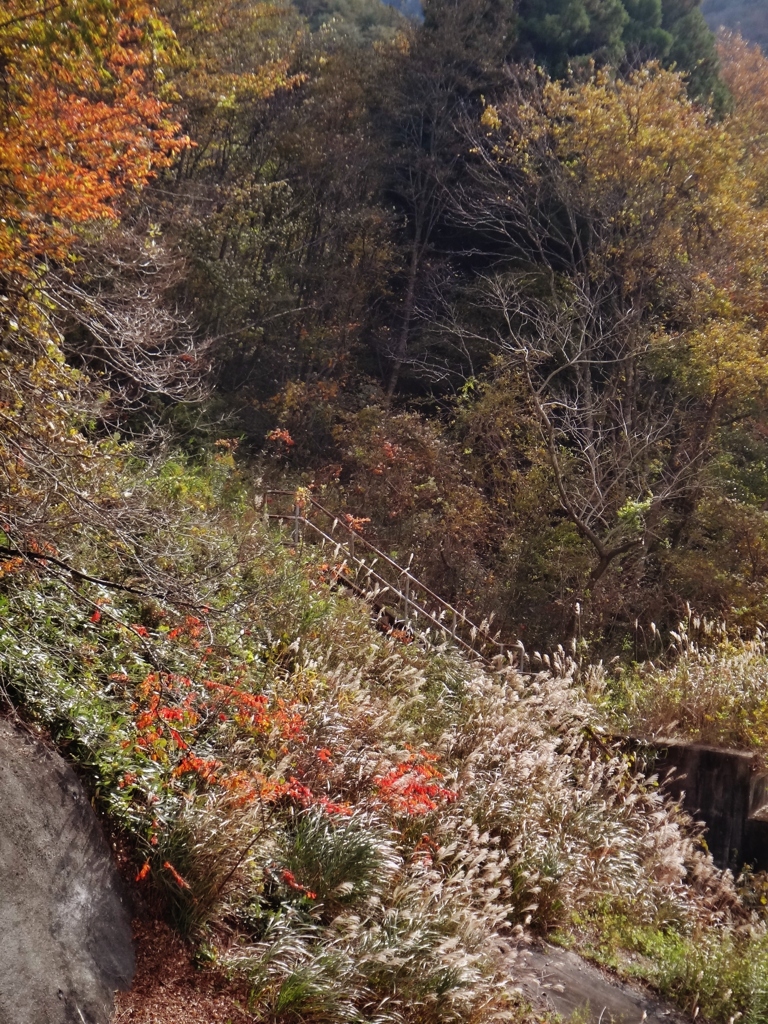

{"left": 266, "top": 428, "right": 295, "bottom": 447}
{"left": 281, "top": 869, "right": 316, "bottom": 899}
{"left": 375, "top": 750, "right": 456, "bottom": 815}
{"left": 163, "top": 862, "right": 191, "bottom": 889}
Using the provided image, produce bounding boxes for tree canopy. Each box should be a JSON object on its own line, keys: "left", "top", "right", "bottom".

{"left": 7, "top": 2, "right": 768, "bottom": 1020}
{"left": 0, "top": 0, "right": 184, "bottom": 281}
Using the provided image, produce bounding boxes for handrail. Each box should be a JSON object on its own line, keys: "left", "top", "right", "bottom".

{"left": 266, "top": 489, "right": 499, "bottom": 632}
{"left": 263, "top": 489, "right": 506, "bottom": 662}
{"left": 294, "top": 518, "right": 486, "bottom": 661}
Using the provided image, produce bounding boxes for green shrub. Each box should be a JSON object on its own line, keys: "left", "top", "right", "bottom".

{"left": 573, "top": 908, "right": 768, "bottom": 1024}
{"left": 608, "top": 621, "right": 768, "bottom": 750}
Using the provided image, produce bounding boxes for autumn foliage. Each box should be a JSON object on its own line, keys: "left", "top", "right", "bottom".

{"left": 90, "top": 599, "right": 459, "bottom": 870}
{"left": 6, "top": 0, "right": 768, "bottom": 1017}
{"left": 0, "top": 0, "right": 184, "bottom": 279}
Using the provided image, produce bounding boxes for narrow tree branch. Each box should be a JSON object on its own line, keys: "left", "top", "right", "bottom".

{"left": 0, "top": 544, "right": 209, "bottom": 609}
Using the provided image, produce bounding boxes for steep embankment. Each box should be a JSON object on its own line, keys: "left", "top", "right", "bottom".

{"left": 1, "top": 456, "right": 767, "bottom": 1023}
{"left": 0, "top": 719, "right": 133, "bottom": 1024}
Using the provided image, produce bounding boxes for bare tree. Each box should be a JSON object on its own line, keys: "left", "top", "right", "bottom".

{"left": 479, "top": 275, "right": 705, "bottom": 587}
{"left": 451, "top": 69, "right": 718, "bottom": 589}
{"left": 0, "top": 225, "right": 216, "bottom": 607}
{"left": 377, "top": 0, "right": 515, "bottom": 397}
{"left": 48, "top": 227, "right": 210, "bottom": 418}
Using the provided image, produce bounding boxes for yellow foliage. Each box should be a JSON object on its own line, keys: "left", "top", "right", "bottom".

{"left": 505, "top": 66, "right": 744, "bottom": 288}
{"left": 485, "top": 63, "right": 768, "bottom": 417}
{"left": 719, "top": 32, "right": 768, "bottom": 192}
{"left": 655, "top": 320, "right": 768, "bottom": 405}
{"left": 160, "top": 0, "right": 304, "bottom": 145}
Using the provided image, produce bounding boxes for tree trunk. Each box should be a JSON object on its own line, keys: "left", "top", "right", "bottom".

{"left": 386, "top": 225, "right": 422, "bottom": 400}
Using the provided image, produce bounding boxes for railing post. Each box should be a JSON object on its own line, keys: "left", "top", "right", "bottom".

{"left": 271, "top": 493, "right": 508, "bottom": 665}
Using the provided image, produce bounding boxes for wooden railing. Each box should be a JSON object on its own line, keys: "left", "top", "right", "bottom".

{"left": 263, "top": 490, "right": 506, "bottom": 663}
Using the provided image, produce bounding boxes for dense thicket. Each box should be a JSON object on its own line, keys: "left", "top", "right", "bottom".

{"left": 8, "top": 3, "right": 768, "bottom": 1021}
{"left": 6, "top": 0, "right": 768, "bottom": 654}
{"left": 118, "top": 0, "right": 768, "bottom": 652}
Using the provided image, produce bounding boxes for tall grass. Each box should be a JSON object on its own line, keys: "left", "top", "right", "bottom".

{"left": 607, "top": 618, "right": 768, "bottom": 750}
{"left": 0, "top": 455, "right": 762, "bottom": 1022}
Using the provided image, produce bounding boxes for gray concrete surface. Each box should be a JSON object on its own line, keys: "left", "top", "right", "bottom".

{"left": 0, "top": 718, "right": 134, "bottom": 1024}
{"left": 646, "top": 740, "right": 764, "bottom": 870}
{"left": 515, "top": 944, "right": 689, "bottom": 1023}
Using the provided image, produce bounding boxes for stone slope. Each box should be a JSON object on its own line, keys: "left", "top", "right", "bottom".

{"left": 0, "top": 718, "right": 134, "bottom": 1024}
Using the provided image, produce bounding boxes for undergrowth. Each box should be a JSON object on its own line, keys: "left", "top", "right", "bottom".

{"left": 606, "top": 618, "right": 768, "bottom": 751}
{"left": 565, "top": 905, "right": 768, "bottom": 1024}
{"left": 0, "top": 453, "right": 765, "bottom": 1022}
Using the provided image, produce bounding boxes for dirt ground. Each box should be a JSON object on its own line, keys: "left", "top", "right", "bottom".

{"left": 112, "top": 920, "right": 253, "bottom": 1024}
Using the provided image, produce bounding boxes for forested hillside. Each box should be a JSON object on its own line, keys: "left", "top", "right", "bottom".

{"left": 142, "top": 0, "right": 764, "bottom": 649}
{"left": 703, "top": 0, "right": 768, "bottom": 51}
{"left": 6, "top": 0, "right": 764, "bottom": 652}
{"left": 6, "top": 0, "right": 768, "bottom": 1021}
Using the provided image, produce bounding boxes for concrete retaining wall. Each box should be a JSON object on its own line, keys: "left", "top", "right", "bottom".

{"left": 0, "top": 718, "right": 134, "bottom": 1024}
{"left": 644, "top": 740, "right": 768, "bottom": 871}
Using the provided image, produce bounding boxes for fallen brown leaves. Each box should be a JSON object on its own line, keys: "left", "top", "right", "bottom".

{"left": 112, "top": 919, "right": 253, "bottom": 1024}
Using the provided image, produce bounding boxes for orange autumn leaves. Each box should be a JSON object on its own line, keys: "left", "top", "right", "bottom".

{"left": 117, "top": 622, "right": 455, "bottom": 849}
{"left": 0, "top": 0, "right": 185, "bottom": 279}
{"left": 125, "top": 664, "right": 455, "bottom": 818}
{"left": 375, "top": 749, "right": 456, "bottom": 815}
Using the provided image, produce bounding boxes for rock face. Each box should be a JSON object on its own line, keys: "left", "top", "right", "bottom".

{"left": 515, "top": 944, "right": 689, "bottom": 1024}
{"left": 0, "top": 718, "right": 134, "bottom": 1024}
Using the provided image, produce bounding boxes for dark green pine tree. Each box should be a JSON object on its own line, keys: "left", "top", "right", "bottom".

{"left": 514, "top": 0, "right": 628, "bottom": 72}
{"left": 662, "top": 0, "right": 728, "bottom": 106}
{"left": 623, "top": 0, "right": 673, "bottom": 57}
{"left": 512, "top": 0, "right": 726, "bottom": 105}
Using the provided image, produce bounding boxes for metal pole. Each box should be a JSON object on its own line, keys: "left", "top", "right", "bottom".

{"left": 404, "top": 573, "right": 410, "bottom": 621}
{"left": 293, "top": 504, "right": 301, "bottom": 546}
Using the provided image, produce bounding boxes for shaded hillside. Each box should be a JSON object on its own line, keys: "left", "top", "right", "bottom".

{"left": 703, "top": 0, "right": 768, "bottom": 49}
